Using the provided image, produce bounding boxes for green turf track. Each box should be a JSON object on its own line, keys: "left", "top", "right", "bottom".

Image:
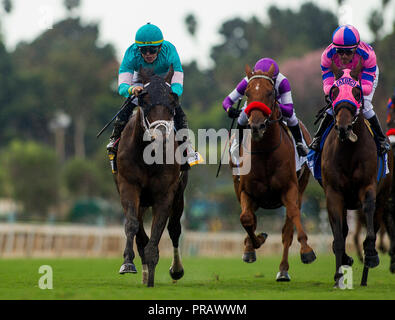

{"left": 0, "top": 254, "right": 394, "bottom": 300}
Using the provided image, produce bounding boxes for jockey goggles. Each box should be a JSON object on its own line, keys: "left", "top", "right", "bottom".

{"left": 336, "top": 48, "right": 355, "bottom": 56}
{"left": 139, "top": 46, "right": 160, "bottom": 55}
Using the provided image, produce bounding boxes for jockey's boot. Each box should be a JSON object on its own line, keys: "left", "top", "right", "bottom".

{"left": 309, "top": 112, "right": 333, "bottom": 151}
{"left": 289, "top": 123, "right": 309, "bottom": 157}
{"left": 174, "top": 106, "right": 193, "bottom": 171}
{"left": 367, "top": 114, "right": 391, "bottom": 155}
{"left": 230, "top": 123, "right": 247, "bottom": 159}
{"left": 106, "top": 102, "right": 136, "bottom": 154}
{"left": 106, "top": 119, "right": 126, "bottom": 154}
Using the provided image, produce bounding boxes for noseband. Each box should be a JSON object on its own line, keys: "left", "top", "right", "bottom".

{"left": 246, "top": 74, "right": 282, "bottom": 128}
{"left": 245, "top": 74, "right": 283, "bottom": 153}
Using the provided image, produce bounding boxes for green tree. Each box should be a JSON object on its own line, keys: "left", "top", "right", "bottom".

{"left": 2, "top": 0, "right": 12, "bottom": 13}
{"left": 184, "top": 13, "right": 198, "bottom": 37}
{"left": 64, "top": 0, "right": 81, "bottom": 13}
{"left": 12, "top": 18, "right": 121, "bottom": 158}
{"left": 3, "top": 140, "right": 60, "bottom": 219}
{"left": 62, "top": 157, "right": 103, "bottom": 198}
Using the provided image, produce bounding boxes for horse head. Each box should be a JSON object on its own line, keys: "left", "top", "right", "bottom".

{"left": 137, "top": 65, "right": 178, "bottom": 142}
{"left": 244, "top": 63, "right": 279, "bottom": 141}
{"left": 329, "top": 60, "right": 363, "bottom": 143}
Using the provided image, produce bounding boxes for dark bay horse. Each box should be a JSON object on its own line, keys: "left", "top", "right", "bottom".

{"left": 321, "top": 62, "right": 393, "bottom": 287}
{"left": 232, "top": 64, "right": 316, "bottom": 281}
{"left": 115, "top": 66, "right": 188, "bottom": 287}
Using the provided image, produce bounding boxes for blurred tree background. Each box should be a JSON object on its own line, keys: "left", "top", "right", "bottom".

{"left": 0, "top": 0, "right": 393, "bottom": 230}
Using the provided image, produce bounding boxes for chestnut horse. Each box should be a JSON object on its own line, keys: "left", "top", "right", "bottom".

{"left": 321, "top": 62, "right": 393, "bottom": 287}
{"left": 232, "top": 64, "right": 316, "bottom": 282}
{"left": 115, "top": 66, "right": 188, "bottom": 287}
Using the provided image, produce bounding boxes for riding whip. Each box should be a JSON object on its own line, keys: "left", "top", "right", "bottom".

{"left": 96, "top": 95, "right": 135, "bottom": 138}
{"left": 216, "top": 98, "right": 243, "bottom": 178}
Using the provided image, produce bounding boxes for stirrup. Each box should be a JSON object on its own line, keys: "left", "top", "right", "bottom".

{"left": 106, "top": 138, "right": 120, "bottom": 153}
{"left": 379, "top": 141, "right": 390, "bottom": 155}
{"left": 309, "top": 138, "right": 321, "bottom": 151}
{"left": 296, "top": 142, "right": 309, "bottom": 157}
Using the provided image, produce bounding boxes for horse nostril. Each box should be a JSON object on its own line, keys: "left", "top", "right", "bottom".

{"left": 347, "top": 125, "right": 352, "bottom": 131}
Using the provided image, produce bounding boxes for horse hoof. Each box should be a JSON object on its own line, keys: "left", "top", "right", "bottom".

{"left": 364, "top": 254, "right": 379, "bottom": 268}
{"left": 301, "top": 250, "right": 316, "bottom": 264}
{"left": 258, "top": 232, "right": 268, "bottom": 241}
{"left": 169, "top": 267, "right": 184, "bottom": 280}
{"left": 343, "top": 255, "right": 354, "bottom": 266}
{"left": 119, "top": 263, "right": 137, "bottom": 274}
{"left": 242, "top": 252, "right": 256, "bottom": 263}
{"left": 276, "top": 271, "right": 291, "bottom": 282}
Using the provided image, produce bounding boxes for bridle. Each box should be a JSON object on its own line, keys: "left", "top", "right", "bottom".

{"left": 138, "top": 81, "right": 175, "bottom": 140}
{"left": 245, "top": 74, "right": 283, "bottom": 153}
{"left": 329, "top": 78, "right": 363, "bottom": 132}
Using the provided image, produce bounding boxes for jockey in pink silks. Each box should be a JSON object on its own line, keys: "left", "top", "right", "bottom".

{"left": 222, "top": 57, "right": 309, "bottom": 157}
{"left": 309, "top": 24, "right": 390, "bottom": 154}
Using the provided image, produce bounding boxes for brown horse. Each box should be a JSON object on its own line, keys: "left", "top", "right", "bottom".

{"left": 232, "top": 64, "right": 316, "bottom": 282}
{"left": 115, "top": 66, "right": 188, "bottom": 287}
{"left": 321, "top": 62, "right": 393, "bottom": 287}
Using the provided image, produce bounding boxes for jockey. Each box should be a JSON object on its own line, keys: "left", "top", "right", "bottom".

{"left": 107, "top": 23, "right": 194, "bottom": 170}
{"left": 223, "top": 57, "right": 309, "bottom": 157}
{"left": 310, "top": 24, "right": 390, "bottom": 154}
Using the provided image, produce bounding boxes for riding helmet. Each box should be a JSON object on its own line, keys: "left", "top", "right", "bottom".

{"left": 135, "top": 23, "right": 164, "bottom": 46}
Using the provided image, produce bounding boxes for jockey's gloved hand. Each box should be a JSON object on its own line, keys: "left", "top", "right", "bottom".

{"left": 128, "top": 86, "right": 143, "bottom": 96}
{"left": 227, "top": 107, "right": 241, "bottom": 119}
{"left": 325, "top": 94, "right": 331, "bottom": 104}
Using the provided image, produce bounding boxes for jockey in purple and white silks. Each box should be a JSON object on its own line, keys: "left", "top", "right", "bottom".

{"left": 309, "top": 24, "right": 390, "bottom": 154}
{"left": 223, "top": 57, "right": 309, "bottom": 157}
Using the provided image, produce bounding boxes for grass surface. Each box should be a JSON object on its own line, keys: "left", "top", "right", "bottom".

{"left": 0, "top": 254, "right": 394, "bottom": 300}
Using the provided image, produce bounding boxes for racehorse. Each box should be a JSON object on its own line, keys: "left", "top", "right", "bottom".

{"left": 232, "top": 64, "right": 316, "bottom": 282}
{"left": 115, "top": 66, "right": 188, "bottom": 287}
{"left": 321, "top": 61, "right": 393, "bottom": 287}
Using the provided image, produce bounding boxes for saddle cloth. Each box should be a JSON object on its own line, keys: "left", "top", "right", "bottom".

{"left": 230, "top": 125, "right": 308, "bottom": 173}
{"left": 307, "top": 120, "right": 389, "bottom": 185}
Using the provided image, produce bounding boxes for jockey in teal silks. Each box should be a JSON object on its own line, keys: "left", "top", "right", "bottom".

{"left": 107, "top": 23, "right": 199, "bottom": 170}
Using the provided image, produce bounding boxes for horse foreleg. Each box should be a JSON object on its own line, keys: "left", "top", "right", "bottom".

{"left": 120, "top": 200, "right": 140, "bottom": 274}
{"left": 361, "top": 187, "right": 379, "bottom": 269}
{"left": 326, "top": 188, "right": 346, "bottom": 287}
{"left": 144, "top": 200, "right": 172, "bottom": 287}
{"left": 240, "top": 191, "right": 266, "bottom": 263}
{"left": 167, "top": 191, "right": 185, "bottom": 281}
{"left": 382, "top": 198, "right": 395, "bottom": 273}
{"left": 353, "top": 213, "right": 364, "bottom": 263}
{"left": 340, "top": 211, "right": 354, "bottom": 266}
{"left": 282, "top": 185, "right": 316, "bottom": 264}
{"left": 378, "top": 221, "right": 388, "bottom": 253}
{"left": 136, "top": 207, "right": 149, "bottom": 284}
{"left": 277, "top": 216, "right": 293, "bottom": 281}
